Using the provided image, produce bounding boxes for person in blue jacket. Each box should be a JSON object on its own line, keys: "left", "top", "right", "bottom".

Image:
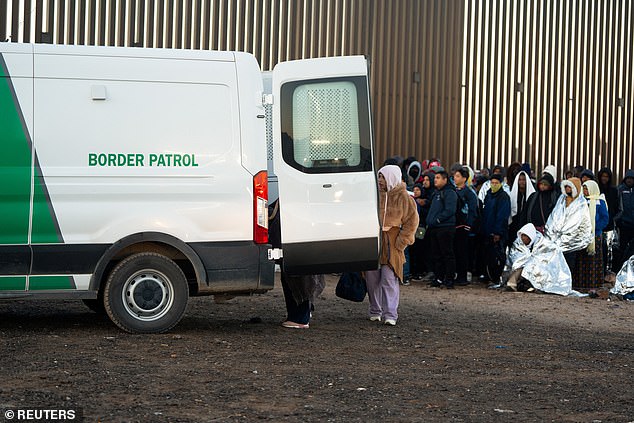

{"left": 480, "top": 173, "right": 511, "bottom": 284}
{"left": 426, "top": 171, "right": 458, "bottom": 289}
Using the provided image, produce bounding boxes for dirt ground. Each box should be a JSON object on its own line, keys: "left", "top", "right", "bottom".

{"left": 1, "top": 274, "right": 633, "bottom": 422}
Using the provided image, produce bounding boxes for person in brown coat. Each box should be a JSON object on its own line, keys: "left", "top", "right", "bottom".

{"left": 366, "top": 165, "right": 419, "bottom": 326}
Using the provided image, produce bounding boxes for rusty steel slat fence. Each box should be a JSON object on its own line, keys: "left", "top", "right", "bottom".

{"left": 1, "top": 1, "right": 632, "bottom": 179}
{"left": 461, "top": 0, "right": 633, "bottom": 179}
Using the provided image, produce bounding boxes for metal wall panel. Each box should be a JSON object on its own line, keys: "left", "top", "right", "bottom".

{"left": 6, "top": 1, "right": 631, "bottom": 179}
{"left": 461, "top": 0, "right": 633, "bottom": 180}
{"left": 0, "top": 0, "right": 466, "bottom": 170}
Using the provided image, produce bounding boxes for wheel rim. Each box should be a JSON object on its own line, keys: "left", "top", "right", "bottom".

{"left": 121, "top": 269, "right": 174, "bottom": 322}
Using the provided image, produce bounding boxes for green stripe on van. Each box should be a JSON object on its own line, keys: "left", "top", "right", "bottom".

{"left": 0, "top": 276, "right": 27, "bottom": 291}
{"left": 0, "top": 54, "right": 63, "bottom": 246}
{"left": 29, "top": 276, "right": 74, "bottom": 290}
{"left": 31, "top": 164, "right": 63, "bottom": 243}
{"left": 0, "top": 55, "right": 31, "bottom": 245}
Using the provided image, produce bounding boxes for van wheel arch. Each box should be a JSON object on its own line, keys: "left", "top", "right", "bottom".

{"left": 89, "top": 232, "right": 206, "bottom": 295}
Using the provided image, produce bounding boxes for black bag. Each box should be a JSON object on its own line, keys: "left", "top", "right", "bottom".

{"left": 335, "top": 272, "right": 367, "bottom": 302}
{"left": 486, "top": 241, "right": 506, "bottom": 282}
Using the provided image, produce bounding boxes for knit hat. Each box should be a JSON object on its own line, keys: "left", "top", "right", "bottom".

{"left": 538, "top": 173, "right": 555, "bottom": 187}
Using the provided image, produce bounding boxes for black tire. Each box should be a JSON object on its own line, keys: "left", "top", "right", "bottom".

{"left": 104, "top": 253, "right": 189, "bottom": 334}
{"left": 82, "top": 298, "right": 106, "bottom": 315}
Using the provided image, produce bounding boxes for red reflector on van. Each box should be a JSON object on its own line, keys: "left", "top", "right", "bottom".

{"left": 253, "top": 171, "right": 268, "bottom": 244}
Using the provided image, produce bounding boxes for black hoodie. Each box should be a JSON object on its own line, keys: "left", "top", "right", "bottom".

{"left": 598, "top": 167, "right": 619, "bottom": 231}
{"left": 616, "top": 169, "right": 634, "bottom": 230}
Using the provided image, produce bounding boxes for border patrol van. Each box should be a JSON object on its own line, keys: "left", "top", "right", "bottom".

{"left": 0, "top": 43, "right": 379, "bottom": 333}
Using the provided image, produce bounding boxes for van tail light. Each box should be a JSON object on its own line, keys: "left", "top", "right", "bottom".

{"left": 253, "top": 170, "right": 269, "bottom": 244}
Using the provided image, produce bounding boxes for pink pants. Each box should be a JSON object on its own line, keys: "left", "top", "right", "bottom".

{"left": 365, "top": 265, "right": 400, "bottom": 321}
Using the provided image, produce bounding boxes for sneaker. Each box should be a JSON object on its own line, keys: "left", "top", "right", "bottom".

{"left": 444, "top": 279, "right": 455, "bottom": 289}
{"left": 402, "top": 277, "right": 411, "bottom": 286}
{"left": 411, "top": 274, "right": 424, "bottom": 281}
{"left": 454, "top": 278, "right": 469, "bottom": 286}
{"left": 488, "top": 283, "right": 502, "bottom": 289}
{"left": 384, "top": 319, "right": 397, "bottom": 326}
{"left": 369, "top": 315, "right": 382, "bottom": 322}
{"left": 281, "top": 321, "right": 309, "bottom": 329}
{"left": 430, "top": 279, "right": 443, "bottom": 288}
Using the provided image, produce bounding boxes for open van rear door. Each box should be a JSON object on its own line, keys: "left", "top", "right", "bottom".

{"left": 271, "top": 56, "right": 379, "bottom": 274}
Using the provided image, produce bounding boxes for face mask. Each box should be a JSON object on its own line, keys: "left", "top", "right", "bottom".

{"left": 491, "top": 183, "right": 502, "bottom": 193}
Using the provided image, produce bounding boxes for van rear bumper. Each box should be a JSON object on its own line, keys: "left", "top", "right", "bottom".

{"left": 188, "top": 241, "right": 275, "bottom": 295}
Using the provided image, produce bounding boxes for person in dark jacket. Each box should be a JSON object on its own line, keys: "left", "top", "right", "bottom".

{"left": 453, "top": 167, "right": 479, "bottom": 285}
{"left": 480, "top": 174, "right": 511, "bottom": 284}
{"left": 598, "top": 167, "right": 619, "bottom": 232}
{"left": 598, "top": 167, "right": 620, "bottom": 273}
{"left": 520, "top": 173, "right": 559, "bottom": 233}
{"left": 482, "top": 174, "right": 512, "bottom": 243}
{"left": 426, "top": 171, "right": 458, "bottom": 289}
{"left": 614, "top": 169, "right": 634, "bottom": 271}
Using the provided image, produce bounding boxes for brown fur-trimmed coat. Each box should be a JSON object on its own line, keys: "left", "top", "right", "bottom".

{"left": 378, "top": 182, "right": 419, "bottom": 281}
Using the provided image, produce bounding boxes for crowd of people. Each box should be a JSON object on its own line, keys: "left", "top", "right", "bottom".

{"left": 276, "top": 156, "right": 634, "bottom": 328}
{"left": 383, "top": 157, "right": 634, "bottom": 299}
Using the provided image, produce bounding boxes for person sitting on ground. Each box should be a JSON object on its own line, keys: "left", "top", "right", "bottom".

{"left": 505, "top": 223, "right": 573, "bottom": 295}
{"left": 365, "top": 165, "right": 419, "bottom": 326}
{"left": 545, "top": 177, "right": 593, "bottom": 276}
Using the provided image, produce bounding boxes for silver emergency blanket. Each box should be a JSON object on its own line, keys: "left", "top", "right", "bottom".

{"left": 610, "top": 256, "right": 634, "bottom": 296}
{"left": 506, "top": 232, "right": 573, "bottom": 295}
{"left": 545, "top": 194, "right": 593, "bottom": 253}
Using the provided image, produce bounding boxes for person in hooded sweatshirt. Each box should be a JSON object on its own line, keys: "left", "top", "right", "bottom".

{"left": 614, "top": 169, "right": 634, "bottom": 271}
{"left": 508, "top": 170, "right": 536, "bottom": 246}
{"left": 597, "top": 167, "right": 619, "bottom": 272}
{"left": 366, "top": 165, "right": 419, "bottom": 326}
{"left": 545, "top": 177, "right": 594, "bottom": 275}
{"left": 426, "top": 171, "right": 458, "bottom": 289}
{"left": 572, "top": 180, "right": 609, "bottom": 292}
{"left": 520, "top": 172, "right": 559, "bottom": 234}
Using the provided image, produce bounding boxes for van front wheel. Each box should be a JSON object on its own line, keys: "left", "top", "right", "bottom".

{"left": 104, "top": 253, "right": 189, "bottom": 333}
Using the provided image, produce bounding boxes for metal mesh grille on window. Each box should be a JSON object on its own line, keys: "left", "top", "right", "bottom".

{"left": 292, "top": 82, "right": 360, "bottom": 167}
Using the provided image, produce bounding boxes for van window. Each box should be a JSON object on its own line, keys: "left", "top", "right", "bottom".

{"left": 281, "top": 77, "right": 372, "bottom": 173}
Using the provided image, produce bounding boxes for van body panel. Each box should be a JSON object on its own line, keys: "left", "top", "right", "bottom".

{"left": 0, "top": 43, "right": 377, "bottom": 322}
{"left": 271, "top": 56, "right": 380, "bottom": 273}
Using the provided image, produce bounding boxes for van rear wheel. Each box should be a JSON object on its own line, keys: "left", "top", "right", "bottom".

{"left": 104, "top": 253, "right": 189, "bottom": 333}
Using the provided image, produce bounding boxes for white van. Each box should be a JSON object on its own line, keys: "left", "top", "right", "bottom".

{"left": 0, "top": 43, "right": 379, "bottom": 333}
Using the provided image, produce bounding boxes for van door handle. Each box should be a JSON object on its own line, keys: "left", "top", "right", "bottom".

{"left": 323, "top": 184, "right": 332, "bottom": 188}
